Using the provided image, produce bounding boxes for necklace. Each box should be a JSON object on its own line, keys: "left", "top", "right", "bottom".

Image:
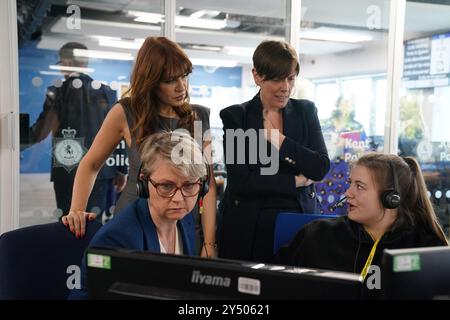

{"left": 263, "top": 109, "right": 282, "bottom": 131}
{"left": 263, "top": 116, "right": 276, "bottom": 129}
{"left": 159, "top": 105, "right": 178, "bottom": 118}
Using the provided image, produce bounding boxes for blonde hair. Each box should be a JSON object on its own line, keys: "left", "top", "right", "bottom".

{"left": 139, "top": 130, "right": 207, "bottom": 180}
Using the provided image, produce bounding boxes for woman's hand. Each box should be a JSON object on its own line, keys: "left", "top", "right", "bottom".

{"left": 295, "top": 174, "right": 314, "bottom": 188}
{"left": 263, "top": 118, "right": 285, "bottom": 149}
{"left": 201, "top": 242, "right": 218, "bottom": 258}
{"left": 61, "top": 210, "right": 97, "bottom": 238}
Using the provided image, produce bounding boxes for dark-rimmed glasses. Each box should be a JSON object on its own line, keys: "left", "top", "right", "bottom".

{"left": 148, "top": 178, "right": 202, "bottom": 198}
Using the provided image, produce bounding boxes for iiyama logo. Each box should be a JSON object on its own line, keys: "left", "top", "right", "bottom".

{"left": 191, "top": 270, "right": 231, "bottom": 287}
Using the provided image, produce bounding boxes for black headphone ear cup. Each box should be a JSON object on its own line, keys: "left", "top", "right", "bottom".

{"left": 381, "top": 190, "right": 400, "bottom": 209}
{"left": 137, "top": 179, "right": 149, "bottom": 199}
{"left": 382, "top": 160, "right": 401, "bottom": 209}
{"left": 199, "top": 165, "right": 210, "bottom": 198}
{"left": 136, "top": 163, "right": 149, "bottom": 199}
{"left": 200, "top": 181, "right": 209, "bottom": 198}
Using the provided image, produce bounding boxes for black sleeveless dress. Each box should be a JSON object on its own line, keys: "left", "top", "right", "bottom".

{"left": 114, "top": 98, "right": 211, "bottom": 214}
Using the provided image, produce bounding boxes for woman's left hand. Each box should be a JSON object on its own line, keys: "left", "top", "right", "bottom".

{"left": 295, "top": 174, "right": 314, "bottom": 188}
{"left": 201, "top": 242, "right": 218, "bottom": 258}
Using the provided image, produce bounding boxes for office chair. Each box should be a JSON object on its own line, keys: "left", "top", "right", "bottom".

{"left": 0, "top": 220, "right": 102, "bottom": 299}
{"left": 273, "top": 212, "right": 336, "bottom": 253}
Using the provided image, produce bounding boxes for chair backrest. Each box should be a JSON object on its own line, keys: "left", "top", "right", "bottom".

{"left": 0, "top": 220, "right": 102, "bottom": 299}
{"left": 273, "top": 212, "right": 336, "bottom": 253}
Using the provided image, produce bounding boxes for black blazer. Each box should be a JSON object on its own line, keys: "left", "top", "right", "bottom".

{"left": 218, "top": 94, "right": 330, "bottom": 260}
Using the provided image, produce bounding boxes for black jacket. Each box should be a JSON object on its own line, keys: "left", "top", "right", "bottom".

{"left": 276, "top": 216, "right": 446, "bottom": 271}
{"left": 273, "top": 216, "right": 447, "bottom": 298}
{"left": 218, "top": 94, "right": 330, "bottom": 261}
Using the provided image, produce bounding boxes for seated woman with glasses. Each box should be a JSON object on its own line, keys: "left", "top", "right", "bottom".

{"left": 69, "top": 130, "right": 208, "bottom": 299}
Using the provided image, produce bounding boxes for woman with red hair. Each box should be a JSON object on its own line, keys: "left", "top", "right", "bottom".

{"left": 62, "top": 37, "right": 217, "bottom": 257}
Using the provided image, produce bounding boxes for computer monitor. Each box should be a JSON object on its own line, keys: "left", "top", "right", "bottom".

{"left": 86, "top": 247, "right": 362, "bottom": 300}
{"left": 381, "top": 246, "right": 450, "bottom": 299}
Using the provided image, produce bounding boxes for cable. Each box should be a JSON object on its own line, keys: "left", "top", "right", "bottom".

{"left": 353, "top": 227, "right": 361, "bottom": 274}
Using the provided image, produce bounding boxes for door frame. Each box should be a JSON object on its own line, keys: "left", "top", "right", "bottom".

{"left": 0, "top": 0, "right": 20, "bottom": 234}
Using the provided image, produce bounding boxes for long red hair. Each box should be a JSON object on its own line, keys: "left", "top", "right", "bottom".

{"left": 122, "top": 37, "right": 194, "bottom": 145}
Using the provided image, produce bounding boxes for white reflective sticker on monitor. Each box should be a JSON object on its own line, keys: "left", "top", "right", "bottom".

{"left": 238, "top": 277, "right": 261, "bottom": 295}
{"left": 393, "top": 254, "right": 421, "bottom": 272}
{"left": 87, "top": 253, "right": 111, "bottom": 270}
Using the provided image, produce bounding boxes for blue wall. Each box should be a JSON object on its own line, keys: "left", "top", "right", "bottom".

{"left": 20, "top": 41, "right": 242, "bottom": 173}
{"left": 190, "top": 65, "right": 241, "bottom": 88}
{"left": 19, "top": 41, "right": 132, "bottom": 173}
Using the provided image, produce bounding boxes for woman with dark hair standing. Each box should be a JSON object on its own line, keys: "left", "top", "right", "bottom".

{"left": 219, "top": 40, "right": 330, "bottom": 262}
{"left": 62, "top": 37, "right": 217, "bottom": 257}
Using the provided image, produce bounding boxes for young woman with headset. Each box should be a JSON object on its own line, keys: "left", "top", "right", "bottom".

{"left": 274, "top": 153, "right": 448, "bottom": 284}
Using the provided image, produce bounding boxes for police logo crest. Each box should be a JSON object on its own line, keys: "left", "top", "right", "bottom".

{"left": 53, "top": 127, "right": 87, "bottom": 172}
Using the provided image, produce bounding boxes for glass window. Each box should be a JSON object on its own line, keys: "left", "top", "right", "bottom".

{"left": 18, "top": 0, "right": 163, "bottom": 227}
{"left": 299, "top": 0, "right": 391, "bottom": 214}
{"left": 174, "top": 0, "right": 290, "bottom": 119}
{"left": 174, "top": 0, "right": 290, "bottom": 200}
{"left": 400, "top": 0, "right": 450, "bottom": 237}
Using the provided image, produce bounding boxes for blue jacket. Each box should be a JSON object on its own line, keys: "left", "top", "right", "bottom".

{"left": 69, "top": 198, "right": 197, "bottom": 299}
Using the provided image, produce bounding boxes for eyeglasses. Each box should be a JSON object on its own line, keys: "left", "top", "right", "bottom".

{"left": 148, "top": 178, "right": 202, "bottom": 198}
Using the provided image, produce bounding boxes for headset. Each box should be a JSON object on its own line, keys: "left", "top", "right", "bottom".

{"left": 136, "top": 163, "right": 150, "bottom": 199}
{"left": 380, "top": 161, "right": 401, "bottom": 209}
{"left": 136, "top": 162, "right": 210, "bottom": 200}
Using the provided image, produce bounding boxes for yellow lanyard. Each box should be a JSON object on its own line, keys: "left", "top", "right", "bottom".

{"left": 360, "top": 237, "right": 381, "bottom": 281}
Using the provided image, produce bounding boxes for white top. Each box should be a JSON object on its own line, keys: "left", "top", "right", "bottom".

{"left": 158, "top": 226, "right": 183, "bottom": 255}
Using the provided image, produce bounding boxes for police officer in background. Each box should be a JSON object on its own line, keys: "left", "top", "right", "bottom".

{"left": 25, "top": 42, "right": 127, "bottom": 221}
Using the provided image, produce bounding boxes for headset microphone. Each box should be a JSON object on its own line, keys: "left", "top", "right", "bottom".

{"left": 331, "top": 196, "right": 347, "bottom": 210}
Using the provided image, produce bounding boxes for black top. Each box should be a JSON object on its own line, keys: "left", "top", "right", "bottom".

{"left": 275, "top": 216, "right": 446, "bottom": 272}
{"left": 273, "top": 216, "right": 447, "bottom": 299}
{"left": 114, "top": 97, "right": 210, "bottom": 214}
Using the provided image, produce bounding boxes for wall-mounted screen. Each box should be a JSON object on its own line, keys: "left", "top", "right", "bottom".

{"left": 403, "top": 32, "right": 450, "bottom": 89}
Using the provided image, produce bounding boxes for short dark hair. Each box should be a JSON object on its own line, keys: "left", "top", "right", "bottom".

{"left": 252, "top": 40, "right": 300, "bottom": 80}
{"left": 58, "top": 42, "right": 88, "bottom": 66}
